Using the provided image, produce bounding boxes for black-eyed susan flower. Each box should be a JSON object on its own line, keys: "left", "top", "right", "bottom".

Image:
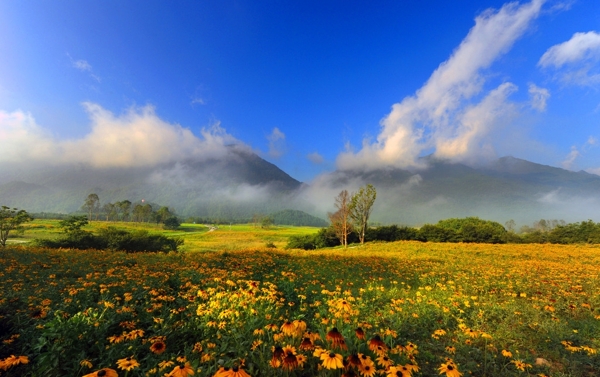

{"left": 347, "top": 354, "right": 361, "bottom": 368}
{"left": 326, "top": 327, "right": 346, "bottom": 349}
{"left": 229, "top": 365, "right": 251, "bottom": 377}
{"left": 168, "top": 363, "right": 194, "bottom": 377}
{"left": 299, "top": 337, "right": 314, "bottom": 350}
{"left": 386, "top": 366, "right": 411, "bottom": 377}
{"left": 438, "top": 361, "right": 462, "bottom": 377}
{"left": 355, "top": 327, "right": 366, "bottom": 340}
{"left": 159, "top": 360, "right": 175, "bottom": 370}
{"left": 282, "top": 352, "right": 298, "bottom": 371}
{"left": 150, "top": 340, "right": 166, "bottom": 354}
{"left": 82, "top": 368, "right": 118, "bottom": 377}
{"left": 321, "top": 352, "right": 344, "bottom": 370}
{"left": 358, "top": 363, "right": 376, "bottom": 377}
{"left": 272, "top": 345, "right": 284, "bottom": 361}
{"left": 510, "top": 359, "right": 531, "bottom": 371}
{"left": 80, "top": 359, "right": 93, "bottom": 369}
{"left": 376, "top": 355, "right": 394, "bottom": 368}
{"left": 116, "top": 357, "right": 139, "bottom": 371}
{"left": 280, "top": 321, "right": 296, "bottom": 336}
{"left": 368, "top": 335, "right": 386, "bottom": 352}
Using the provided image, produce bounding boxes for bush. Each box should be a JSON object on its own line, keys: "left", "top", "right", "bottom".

{"left": 35, "top": 226, "right": 183, "bottom": 252}
{"left": 163, "top": 217, "right": 181, "bottom": 230}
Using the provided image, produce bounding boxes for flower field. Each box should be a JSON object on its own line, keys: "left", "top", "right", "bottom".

{"left": 0, "top": 241, "right": 599, "bottom": 376}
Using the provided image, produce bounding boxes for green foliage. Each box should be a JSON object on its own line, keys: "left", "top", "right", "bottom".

{"left": 59, "top": 215, "right": 89, "bottom": 235}
{"left": 163, "top": 216, "right": 181, "bottom": 230}
{"left": 260, "top": 216, "right": 273, "bottom": 229}
{"left": 433, "top": 217, "right": 507, "bottom": 243}
{"left": 0, "top": 205, "right": 33, "bottom": 247}
{"left": 35, "top": 226, "right": 183, "bottom": 253}
{"left": 546, "top": 220, "right": 600, "bottom": 244}
{"left": 349, "top": 184, "right": 377, "bottom": 244}
{"left": 365, "top": 225, "right": 418, "bottom": 242}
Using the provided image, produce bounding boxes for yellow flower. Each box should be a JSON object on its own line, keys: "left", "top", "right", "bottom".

{"left": 501, "top": 349, "right": 513, "bottom": 358}
{"left": 438, "top": 361, "right": 462, "bottom": 377}
{"left": 80, "top": 359, "right": 93, "bottom": 368}
{"left": 511, "top": 359, "right": 532, "bottom": 371}
{"left": 116, "top": 357, "right": 140, "bottom": 371}
{"left": 321, "top": 352, "right": 344, "bottom": 369}
{"left": 159, "top": 360, "right": 175, "bottom": 370}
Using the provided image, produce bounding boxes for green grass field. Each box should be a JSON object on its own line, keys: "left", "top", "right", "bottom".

{"left": 10, "top": 219, "right": 320, "bottom": 251}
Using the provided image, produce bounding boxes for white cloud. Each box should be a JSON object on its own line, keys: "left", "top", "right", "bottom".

{"left": 307, "top": 152, "right": 324, "bottom": 164}
{"left": 267, "top": 127, "right": 286, "bottom": 158}
{"left": 73, "top": 59, "right": 92, "bottom": 72}
{"left": 528, "top": 83, "right": 550, "bottom": 111}
{"left": 0, "top": 103, "right": 241, "bottom": 168}
{"left": 539, "top": 31, "right": 600, "bottom": 68}
{"left": 191, "top": 97, "right": 205, "bottom": 106}
{"left": 336, "top": 0, "right": 544, "bottom": 171}
{"left": 67, "top": 54, "right": 101, "bottom": 82}
{"left": 561, "top": 146, "right": 580, "bottom": 170}
{"left": 539, "top": 31, "right": 600, "bottom": 86}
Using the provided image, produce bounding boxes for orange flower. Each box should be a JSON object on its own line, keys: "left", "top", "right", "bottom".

{"left": 168, "top": 363, "right": 195, "bottom": 377}
{"left": 83, "top": 368, "right": 118, "bottom": 377}
{"left": 150, "top": 340, "right": 166, "bottom": 354}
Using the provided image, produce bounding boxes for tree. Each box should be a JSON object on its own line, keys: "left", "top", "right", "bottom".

{"left": 103, "top": 202, "right": 117, "bottom": 221}
{"left": 118, "top": 200, "right": 132, "bottom": 222}
{"left": 0, "top": 206, "right": 33, "bottom": 247}
{"left": 59, "top": 215, "right": 89, "bottom": 235}
{"left": 349, "top": 184, "right": 377, "bottom": 244}
{"left": 261, "top": 216, "right": 274, "bottom": 229}
{"left": 328, "top": 190, "right": 353, "bottom": 248}
{"left": 83, "top": 193, "right": 100, "bottom": 221}
{"left": 156, "top": 206, "right": 173, "bottom": 224}
{"left": 163, "top": 216, "right": 180, "bottom": 230}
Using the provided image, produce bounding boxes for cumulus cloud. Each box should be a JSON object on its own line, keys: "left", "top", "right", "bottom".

{"left": 307, "top": 152, "right": 324, "bottom": 164}
{"left": 539, "top": 31, "right": 600, "bottom": 68}
{"left": 336, "top": 0, "right": 544, "bottom": 171}
{"left": 528, "top": 83, "right": 550, "bottom": 111}
{"left": 267, "top": 127, "right": 286, "bottom": 158}
{"left": 0, "top": 103, "right": 240, "bottom": 168}
{"left": 539, "top": 31, "right": 600, "bottom": 85}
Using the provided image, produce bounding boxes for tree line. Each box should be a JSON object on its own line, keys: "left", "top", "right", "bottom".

{"left": 82, "top": 193, "right": 180, "bottom": 228}
{"left": 34, "top": 216, "right": 183, "bottom": 252}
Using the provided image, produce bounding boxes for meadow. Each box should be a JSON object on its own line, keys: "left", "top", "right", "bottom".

{"left": 0, "top": 221, "right": 599, "bottom": 376}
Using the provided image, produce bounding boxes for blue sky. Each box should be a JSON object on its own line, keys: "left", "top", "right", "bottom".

{"left": 1, "top": 0, "right": 600, "bottom": 182}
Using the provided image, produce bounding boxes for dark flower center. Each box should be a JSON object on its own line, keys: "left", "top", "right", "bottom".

{"left": 448, "top": 365, "right": 454, "bottom": 370}
{"left": 98, "top": 371, "right": 106, "bottom": 377}
{"left": 329, "top": 353, "right": 336, "bottom": 358}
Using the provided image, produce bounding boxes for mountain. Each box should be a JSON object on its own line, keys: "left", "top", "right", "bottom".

{"left": 2, "top": 152, "right": 600, "bottom": 226}
{"left": 0, "top": 145, "right": 305, "bottom": 219}
{"left": 315, "top": 156, "right": 600, "bottom": 226}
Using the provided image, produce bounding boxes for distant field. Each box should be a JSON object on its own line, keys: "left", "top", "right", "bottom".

{"left": 1, "top": 241, "right": 599, "bottom": 376}
{"left": 9, "top": 219, "right": 321, "bottom": 251}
